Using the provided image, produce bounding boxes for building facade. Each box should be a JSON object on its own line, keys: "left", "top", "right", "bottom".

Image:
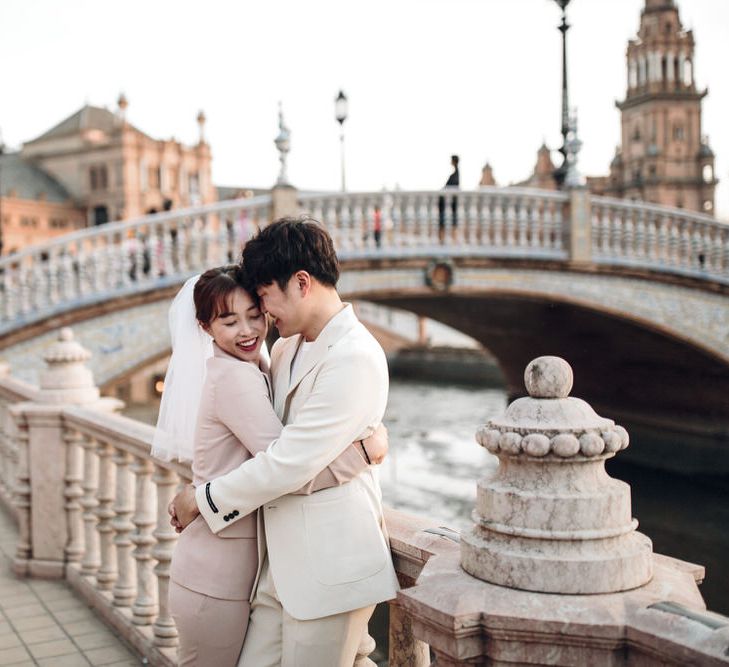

{"left": 0, "top": 95, "right": 215, "bottom": 252}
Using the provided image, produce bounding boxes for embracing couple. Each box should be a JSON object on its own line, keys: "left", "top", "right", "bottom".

{"left": 152, "top": 217, "right": 399, "bottom": 666}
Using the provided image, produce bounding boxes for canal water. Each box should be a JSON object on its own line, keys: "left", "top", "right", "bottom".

{"left": 127, "top": 377, "right": 729, "bottom": 616}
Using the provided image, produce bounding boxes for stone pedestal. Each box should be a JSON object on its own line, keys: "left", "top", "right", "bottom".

{"left": 12, "top": 328, "right": 121, "bottom": 578}
{"left": 397, "top": 356, "right": 724, "bottom": 665}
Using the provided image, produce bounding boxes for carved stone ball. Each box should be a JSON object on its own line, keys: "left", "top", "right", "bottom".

{"left": 499, "top": 432, "right": 522, "bottom": 455}
{"left": 524, "top": 356, "right": 573, "bottom": 399}
{"left": 551, "top": 433, "right": 581, "bottom": 457}
{"left": 477, "top": 428, "right": 501, "bottom": 454}
{"left": 579, "top": 432, "right": 605, "bottom": 456}
{"left": 523, "top": 433, "right": 551, "bottom": 457}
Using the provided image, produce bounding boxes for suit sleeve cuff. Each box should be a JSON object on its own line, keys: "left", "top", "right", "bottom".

{"left": 195, "top": 482, "right": 226, "bottom": 534}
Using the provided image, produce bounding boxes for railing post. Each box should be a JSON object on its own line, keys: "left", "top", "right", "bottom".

{"left": 388, "top": 601, "right": 430, "bottom": 667}
{"left": 568, "top": 185, "right": 592, "bottom": 264}
{"left": 131, "top": 455, "right": 157, "bottom": 625}
{"left": 271, "top": 184, "right": 299, "bottom": 223}
{"left": 10, "top": 328, "right": 102, "bottom": 578}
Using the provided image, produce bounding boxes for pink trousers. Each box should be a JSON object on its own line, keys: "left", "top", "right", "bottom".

{"left": 169, "top": 580, "right": 251, "bottom": 667}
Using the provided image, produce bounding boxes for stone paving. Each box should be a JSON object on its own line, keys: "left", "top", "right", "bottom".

{"left": 0, "top": 509, "right": 141, "bottom": 666}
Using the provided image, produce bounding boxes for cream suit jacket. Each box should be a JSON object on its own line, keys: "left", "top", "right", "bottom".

{"left": 196, "top": 305, "right": 400, "bottom": 620}
{"left": 172, "top": 344, "right": 368, "bottom": 600}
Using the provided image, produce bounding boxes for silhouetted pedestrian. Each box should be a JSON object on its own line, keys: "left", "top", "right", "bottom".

{"left": 438, "top": 155, "right": 459, "bottom": 242}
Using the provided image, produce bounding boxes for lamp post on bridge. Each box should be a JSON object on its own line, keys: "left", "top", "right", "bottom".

{"left": 551, "top": 0, "right": 572, "bottom": 188}
{"left": 335, "top": 90, "right": 348, "bottom": 192}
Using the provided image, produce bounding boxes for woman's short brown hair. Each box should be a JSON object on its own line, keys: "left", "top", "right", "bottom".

{"left": 193, "top": 265, "right": 255, "bottom": 326}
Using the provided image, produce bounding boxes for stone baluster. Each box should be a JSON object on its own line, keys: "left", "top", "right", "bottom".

{"left": 679, "top": 223, "right": 691, "bottom": 268}
{"left": 399, "top": 195, "right": 412, "bottom": 247}
{"left": 645, "top": 213, "right": 657, "bottom": 263}
{"left": 351, "top": 197, "right": 365, "bottom": 250}
{"left": 63, "top": 428, "right": 85, "bottom": 564}
{"left": 388, "top": 602, "right": 430, "bottom": 667}
{"left": 340, "top": 200, "right": 352, "bottom": 252}
{"left": 467, "top": 194, "right": 479, "bottom": 246}
{"left": 2, "top": 267, "right": 17, "bottom": 320}
{"left": 325, "top": 200, "right": 340, "bottom": 250}
{"left": 504, "top": 197, "right": 517, "bottom": 247}
{"left": 118, "top": 236, "right": 132, "bottom": 289}
{"left": 48, "top": 249, "right": 61, "bottom": 307}
{"left": 216, "top": 217, "right": 231, "bottom": 265}
{"left": 112, "top": 448, "right": 136, "bottom": 606}
{"left": 691, "top": 226, "right": 703, "bottom": 271}
{"left": 58, "top": 251, "right": 74, "bottom": 304}
{"left": 390, "top": 196, "right": 402, "bottom": 247}
{"left": 11, "top": 412, "right": 31, "bottom": 575}
{"left": 453, "top": 194, "right": 466, "bottom": 246}
{"left": 80, "top": 435, "right": 100, "bottom": 576}
{"left": 412, "top": 196, "right": 426, "bottom": 248}
{"left": 152, "top": 464, "right": 179, "bottom": 647}
{"left": 309, "top": 198, "right": 324, "bottom": 226}
{"left": 95, "top": 440, "right": 118, "bottom": 590}
{"left": 159, "top": 222, "right": 173, "bottom": 280}
{"left": 722, "top": 229, "right": 729, "bottom": 278}
{"left": 517, "top": 197, "right": 529, "bottom": 247}
{"left": 623, "top": 214, "right": 635, "bottom": 259}
{"left": 478, "top": 194, "right": 491, "bottom": 248}
{"left": 175, "top": 220, "right": 188, "bottom": 274}
{"left": 667, "top": 217, "right": 680, "bottom": 267}
{"left": 527, "top": 197, "right": 540, "bottom": 249}
{"left": 655, "top": 215, "right": 669, "bottom": 265}
{"left": 634, "top": 208, "right": 646, "bottom": 259}
{"left": 131, "top": 455, "right": 157, "bottom": 625}
{"left": 492, "top": 196, "right": 504, "bottom": 247}
{"left": 19, "top": 263, "right": 33, "bottom": 315}
{"left": 132, "top": 230, "right": 146, "bottom": 284}
{"left": 425, "top": 194, "right": 438, "bottom": 246}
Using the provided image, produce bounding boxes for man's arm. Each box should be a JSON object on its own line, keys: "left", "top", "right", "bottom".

{"left": 195, "top": 348, "right": 385, "bottom": 534}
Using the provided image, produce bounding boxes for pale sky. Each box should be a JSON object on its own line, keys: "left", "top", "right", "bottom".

{"left": 2, "top": 0, "right": 728, "bottom": 219}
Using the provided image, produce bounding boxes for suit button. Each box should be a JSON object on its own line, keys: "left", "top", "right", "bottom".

{"left": 224, "top": 515, "right": 230, "bottom": 522}
{"left": 233, "top": 510, "right": 239, "bottom": 516}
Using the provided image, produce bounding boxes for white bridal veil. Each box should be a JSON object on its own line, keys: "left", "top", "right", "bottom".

{"left": 151, "top": 275, "right": 212, "bottom": 462}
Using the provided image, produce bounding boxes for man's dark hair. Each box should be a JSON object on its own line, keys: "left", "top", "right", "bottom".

{"left": 241, "top": 216, "right": 339, "bottom": 290}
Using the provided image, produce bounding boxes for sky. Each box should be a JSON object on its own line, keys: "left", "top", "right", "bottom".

{"left": 2, "top": 0, "right": 728, "bottom": 219}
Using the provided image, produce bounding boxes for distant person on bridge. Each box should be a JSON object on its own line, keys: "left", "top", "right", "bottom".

{"left": 438, "top": 154, "right": 460, "bottom": 242}
{"left": 168, "top": 217, "right": 398, "bottom": 666}
{"left": 154, "top": 265, "right": 388, "bottom": 665}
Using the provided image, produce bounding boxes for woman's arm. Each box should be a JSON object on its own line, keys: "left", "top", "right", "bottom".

{"left": 213, "top": 362, "right": 369, "bottom": 493}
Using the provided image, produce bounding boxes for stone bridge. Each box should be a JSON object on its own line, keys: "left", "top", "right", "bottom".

{"left": 1, "top": 186, "right": 728, "bottom": 471}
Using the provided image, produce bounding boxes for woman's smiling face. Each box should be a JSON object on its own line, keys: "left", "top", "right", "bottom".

{"left": 203, "top": 287, "right": 267, "bottom": 362}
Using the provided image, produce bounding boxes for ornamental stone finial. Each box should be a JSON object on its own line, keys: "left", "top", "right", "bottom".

{"left": 38, "top": 328, "right": 100, "bottom": 405}
{"left": 461, "top": 355, "right": 653, "bottom": 594}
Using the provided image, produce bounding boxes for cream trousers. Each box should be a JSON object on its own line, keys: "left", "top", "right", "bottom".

{"left": 237, "top": 557, "right": 376, "bottom": 667}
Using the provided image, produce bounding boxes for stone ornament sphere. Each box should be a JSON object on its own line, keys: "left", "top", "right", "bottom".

{"left": 499, "top": 432, "right": 522, "bottom": 455}
{"left": 551, "top": 433, "right": 580, "bottom": 457}
{"left": 477, "top": 427, "right": 501, "bottom": 453}
{"left": 522, "top": 433, "right": 550, "bottom": 457}
{"left": 579, "top": 431, "right": 605, "bottom": 456}
{"left": 524, "top": 356, "right": 573, "bottom": 398}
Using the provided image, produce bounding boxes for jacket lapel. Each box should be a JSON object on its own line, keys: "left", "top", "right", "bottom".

{"left": 272, "top": 335, "right": 301, "bottom": 419}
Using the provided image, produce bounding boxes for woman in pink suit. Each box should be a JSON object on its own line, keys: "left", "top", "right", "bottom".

{"left": 153, "top": 266, "right": 384, "bottom": 666}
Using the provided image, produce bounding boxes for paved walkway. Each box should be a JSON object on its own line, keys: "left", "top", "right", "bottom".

{"left": 0, "top": 508, "right": 141, "bottom": 666}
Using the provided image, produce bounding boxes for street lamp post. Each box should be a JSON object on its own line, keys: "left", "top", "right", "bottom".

{"left": 552, "top": 0, "right": 572, "bottom": 188}
{"left": 335, "top": 90, "right": 348, "bottom": 192}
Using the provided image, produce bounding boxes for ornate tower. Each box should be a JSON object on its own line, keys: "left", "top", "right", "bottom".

{"left": 606, "top": 0, "right": 717, "bottom": 214}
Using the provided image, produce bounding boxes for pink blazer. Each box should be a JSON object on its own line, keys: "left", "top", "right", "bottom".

{"left": 170, "top": 344, "right": 367, "bottom": 600}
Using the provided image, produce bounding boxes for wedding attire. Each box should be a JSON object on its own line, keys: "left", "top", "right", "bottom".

{"left": 196, "top": 304, "right": 400, "bottom": 667}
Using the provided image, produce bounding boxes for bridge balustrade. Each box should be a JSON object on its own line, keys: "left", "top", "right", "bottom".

{"left": 1, "top": 332, "right": 728, "bottom": 665}
{"left": 591, "top": 196, "right": 729, "bottom": 280}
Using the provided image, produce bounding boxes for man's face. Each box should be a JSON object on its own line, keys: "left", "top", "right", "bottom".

{"left": 256, "top": 277, "right": 302, "bottom": 338}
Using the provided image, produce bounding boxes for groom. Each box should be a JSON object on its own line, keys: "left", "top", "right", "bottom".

{"left": 171, "top": 216, "right": 399, "bottom": 666}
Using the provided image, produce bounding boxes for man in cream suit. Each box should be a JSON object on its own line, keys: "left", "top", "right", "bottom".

{"left": 171, "top": 217, "right": 399, "bottom": 666}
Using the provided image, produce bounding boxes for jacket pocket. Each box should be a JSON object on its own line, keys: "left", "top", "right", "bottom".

{"left": 303, "top": 489, "right": 388, "bottom": 586}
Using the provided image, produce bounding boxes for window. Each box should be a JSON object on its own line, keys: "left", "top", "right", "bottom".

{"left": 673, "top": 125, "right": 685, "bottom": 141}
{"left": 49, "top": 218, "right": 68, "bottom": 229}
{"left": 632, "top": 125, "right": 641, "bottom": 142}
{"left": 89, "top": 165, "right": 108, "bottom": 191}
{"left": 20, "top": 217, "right": 38, "bottom": 227}
{"left": 703, "top": 164, "right": 714, "bottom": 182}
{"left": 149, "top": 166, "right": 161, "bottom": 189}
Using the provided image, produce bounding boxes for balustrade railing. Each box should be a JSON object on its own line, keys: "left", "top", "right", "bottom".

{"left": 591, "top": 195, "right": 729, "bottom": 282}
{"left": 299, "top": 187, "right": 568, "bottom": 257}
{"left": 0, "top": 196, "right": 272, "bottom": 334}
{"left": 1, "top": 188, "right": 728, "bottom": 337}
{"left": 0, "top": 371, "right": 434, "bottom": 666}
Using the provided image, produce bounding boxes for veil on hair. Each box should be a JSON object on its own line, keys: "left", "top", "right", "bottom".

{"left": 151, "top": 275, "right": 213, "bottom": 462}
